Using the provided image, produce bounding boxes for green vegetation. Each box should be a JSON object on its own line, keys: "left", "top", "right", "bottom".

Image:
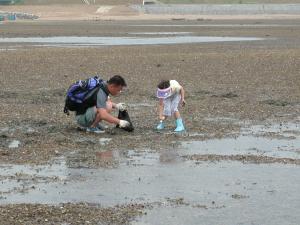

{"left": 0, "top": 0, "right": 23, "bottom": 5}
{"left": 20, "top": 0, "right": 141, "bottom": 5}
{"left": 159, "top": 0, "right": 300, "bottom": 3}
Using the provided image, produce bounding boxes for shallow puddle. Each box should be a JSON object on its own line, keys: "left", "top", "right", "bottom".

{"left": 129, "top": 32, "right": 193, "bottom": 35}
{"left": 0, "top": 36, "right": 265, "bottom": 47}
{"left": 181, "top": 122, "right": 300, "bottom": 159}
{"left": 0, "top": 158, "right": 299, "bottom": 224}
{"left": 243, "top": 122, "right": 300, "bottom": 138}
{"left": 129, "top": 24, "right": 300, "bottom": 27}
{"left": 1, "top": 122, "right": 300, "bottom": 224}
{"left": 0, "top": 48, "right": 17, "bottom": 51}
{"left": 181, "top": 136, "right": 300, "bottom": 159}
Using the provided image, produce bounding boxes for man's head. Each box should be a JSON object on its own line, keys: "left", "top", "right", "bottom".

{"left": 107, "top": 75, "right": 127, "bottom": 96}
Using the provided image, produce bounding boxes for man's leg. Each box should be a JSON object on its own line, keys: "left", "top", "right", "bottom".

{"left": 106, "top": 99, "right": 113, "bottom": 113}
{"left": 76, "top": 107, "right": 97, "bottom": 128}
{"left": 76, "top": 107, "right": 105, "bottom": 133}
{"left": 96, "top": 100, "right": 113, "bottom": 130}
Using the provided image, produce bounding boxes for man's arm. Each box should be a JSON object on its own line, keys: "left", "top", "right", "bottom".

{"left": 91, "top": 108, "right": 120, "bottom": 127}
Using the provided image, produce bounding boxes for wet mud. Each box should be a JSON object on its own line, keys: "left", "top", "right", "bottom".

{"left": 0, "top": 19, "right": 300, "bottom": 224}
{"left": 0, "top": 203, "right": 147, "bottom": 225}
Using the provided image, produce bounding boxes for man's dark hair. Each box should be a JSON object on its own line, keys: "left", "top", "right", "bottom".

{"left": 108, "top": 75, "right": 127, "bottom": 87}
{"left": 157, "top": 80, "right": 170, "bottom": 89}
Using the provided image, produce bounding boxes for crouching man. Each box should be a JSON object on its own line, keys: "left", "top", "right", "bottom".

{"left": 76, "top": 75, "right": 130, "bottom": 134}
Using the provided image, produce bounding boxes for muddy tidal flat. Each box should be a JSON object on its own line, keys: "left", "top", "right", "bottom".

{"left": 0, "top": 19, "right": 300, "bottom": 224}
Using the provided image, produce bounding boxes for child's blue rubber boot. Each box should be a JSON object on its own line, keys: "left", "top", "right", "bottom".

{"left": 156, "top": 121, "right": 165, "bottom": 130}
{"left": 174, "top": 118, "right": 185, "bottom": 132}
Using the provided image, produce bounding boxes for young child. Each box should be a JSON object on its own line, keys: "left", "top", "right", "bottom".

{"left": 156, "top": 79, "right": 186, "bottom": 132}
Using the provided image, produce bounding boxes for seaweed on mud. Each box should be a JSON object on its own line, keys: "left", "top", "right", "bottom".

{"left": 46, "top": 125, "right": 61, "bottom": 134}
{"left": 211, "top": 92, "right": 239, "bottom": 99}
{"left": 189, "top": 89, "right": 212, "bottom": 100}
{"left": 185, "top": 154, "right": 300, "bottom": 165}
{"left": 13, "top": 119, "right": 48, "bottom": 129}
{"left": 30, "top": 95, "right": 55, "bottom": 104}
{"left": 0, "top": 134, "right": 9, "bottom": 148}
{"left": 0, "top": 91, "right": 18, "bottom": 99}
{"left": 165, "top": 197, "right": 189, "bottom": 206}
{"left": 261, "top": 99, "right": 293, "bottom": 107}
{"left": 194, "top": 90, "right": 212, "bottom": 95}
{"left": 231, "top": 194, "right": 249, "bottom": 199}
{"left": 49, "top": 88, "right": 66, "bottom": 97}
{"left": 0, "top": 90, "right": 62, "bottom": 104}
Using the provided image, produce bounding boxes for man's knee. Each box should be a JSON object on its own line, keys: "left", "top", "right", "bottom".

{"left": 106, "top": 101, "right": 113, "bottom": 113}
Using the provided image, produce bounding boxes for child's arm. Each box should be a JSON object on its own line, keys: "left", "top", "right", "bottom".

{"left": 180, "top": 87, "right": 186, "bottom": 107}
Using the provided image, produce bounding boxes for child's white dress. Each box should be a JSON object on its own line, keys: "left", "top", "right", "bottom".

{"left": 163, "top": 80, "right": 182, "bottom": 116}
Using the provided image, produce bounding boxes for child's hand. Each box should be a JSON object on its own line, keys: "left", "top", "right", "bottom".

{"left": 181, "top": 99, "right": 186, "bottom": 107}
{"left": 159, "top": 116, "right": 165, "bottom": 121}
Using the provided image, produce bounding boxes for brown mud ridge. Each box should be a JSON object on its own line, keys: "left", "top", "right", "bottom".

{"left": 184, "top": 154, "right": 300, "bottom": 165}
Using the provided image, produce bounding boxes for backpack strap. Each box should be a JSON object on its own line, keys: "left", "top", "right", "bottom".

{"left": 63, "top": 104, "right": 70, "bottom": 115}
{"left": 98, "top": 81, "right": 109, "bottom": 96}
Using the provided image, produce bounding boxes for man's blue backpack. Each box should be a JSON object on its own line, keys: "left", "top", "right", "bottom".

{"left": 64, "top": 76, "right": 105, "bottom": 115}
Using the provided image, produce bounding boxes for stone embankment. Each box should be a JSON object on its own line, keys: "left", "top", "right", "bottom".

{"left": 0, "top": 11, "right": 38, "bottom": 20}
{"left": 132, "top": 3, "right": 300, "bottom": 15}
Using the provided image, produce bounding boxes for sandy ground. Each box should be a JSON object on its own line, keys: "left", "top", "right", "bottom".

{"left": 0, "top": 7, "right": 300, "bottom": 224}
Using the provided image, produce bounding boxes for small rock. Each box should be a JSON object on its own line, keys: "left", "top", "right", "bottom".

{"left": 8, "top": 140, "right": 21, "bottom": 148}
{"left": 99, "top": 138, "right": 112, "bottom": 145}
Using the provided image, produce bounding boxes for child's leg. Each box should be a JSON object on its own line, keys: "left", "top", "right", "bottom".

{"left": 171, "top": 95, "right": 185, "bottom": 132}
{"left": 158, "top": 98, "right": 165, "bottom": 121}
{"left": 156, "top": 98, "right": 171, "bottom": 130}
{"left": 174, "top": 111, "right": 181, "bottom": 119}
{"left": 170, "top": 94, "right": 181, "bottom": 119}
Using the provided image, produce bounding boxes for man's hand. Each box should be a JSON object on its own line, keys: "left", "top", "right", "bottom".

{"left": 119, "top": 120, "right": 130, "bottom": 128}
{"left": 116, "top": 103, "right": 127, "bottom": 111}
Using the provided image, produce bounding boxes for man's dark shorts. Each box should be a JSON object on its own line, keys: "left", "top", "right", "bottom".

{"left": 76, "top": 107, "right": 96, "bottom": 127}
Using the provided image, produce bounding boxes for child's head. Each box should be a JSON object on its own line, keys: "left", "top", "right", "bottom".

{"left": 157, "top": 80, "right": 170, "bottom": 89}
{"left": 157, "top": 80, "right": 172, "bottom": 99}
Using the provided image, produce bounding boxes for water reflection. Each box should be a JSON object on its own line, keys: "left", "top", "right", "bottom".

{"left": 0, "top": 36, "right": 265, "bottom": 47}
{"left": 181, "top": 122, "right": 300, "bottom": 159}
